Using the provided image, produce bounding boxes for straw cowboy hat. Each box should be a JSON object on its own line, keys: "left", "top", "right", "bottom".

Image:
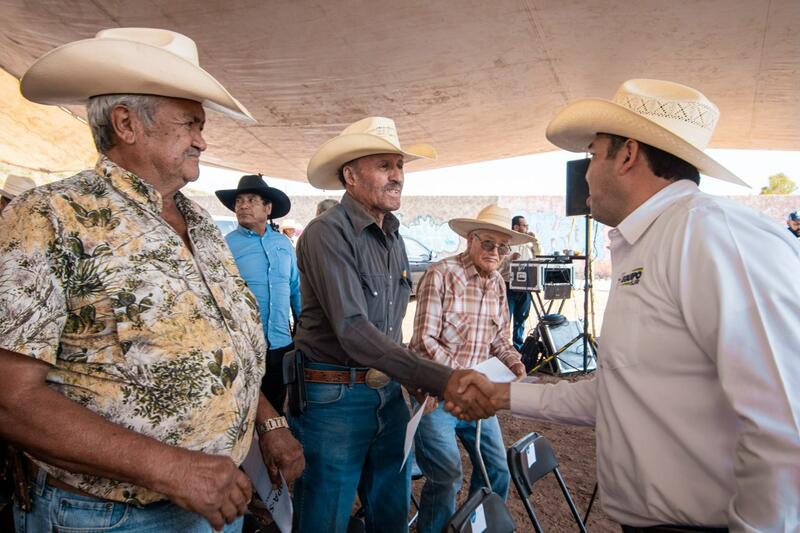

{"left": 546, "top": 79, "right": 747, "bottom": 187}
{"left": 280, "top": 218, "right": 302, "bottom": 230}
{"left": 0, "top": 175, "right": 36, "bottom": 199}
{"left": 449, "top": 205, "right": 534, "bottom": 246}
{"left": 215, "top": 175, "right": 291, "bottom": 219}
{"left": 307, "top": 116, "right": 437, "bottom": 190}
{"left": 20, "top": 27, "right": 254, "bottom": 123}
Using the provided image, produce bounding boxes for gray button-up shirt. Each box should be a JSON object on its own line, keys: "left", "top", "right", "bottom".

{"left": 294, "top": 192, "right": 452, "bottom": 395}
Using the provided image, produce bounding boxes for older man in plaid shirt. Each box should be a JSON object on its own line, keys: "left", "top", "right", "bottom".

{"left": 410, "top": 204, "right": 532, "bottom": 532}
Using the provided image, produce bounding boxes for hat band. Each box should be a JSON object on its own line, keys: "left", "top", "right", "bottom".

{"left": 614, "top": 93, "right": 719, "bottom": 131}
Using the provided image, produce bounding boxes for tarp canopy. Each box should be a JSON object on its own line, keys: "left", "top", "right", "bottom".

{"left": 1, "top": 0, "right": 798, "bottom": 181}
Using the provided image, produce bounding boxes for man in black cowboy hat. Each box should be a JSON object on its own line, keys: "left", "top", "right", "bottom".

{"left": 216, "top": 175, "right": 301, "bottom": 415}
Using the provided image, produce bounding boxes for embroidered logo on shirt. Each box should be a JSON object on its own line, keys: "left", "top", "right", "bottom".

{"left": 618, "top": 267, "right": 643, "bottom": 286}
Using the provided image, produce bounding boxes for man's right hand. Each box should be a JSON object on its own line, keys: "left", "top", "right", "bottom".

{"left": 161, "top": 449, "right": 252, "bottom": 531}
{"left": 441, "top": 369, "right": 497, "bottom": 420}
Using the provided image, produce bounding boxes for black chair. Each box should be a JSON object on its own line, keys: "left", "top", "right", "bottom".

{"left": 507, "top": 432, "right": 587, "bottom": 533}
{"left": 444, "top": 487, "right": 515, "bottom": 533}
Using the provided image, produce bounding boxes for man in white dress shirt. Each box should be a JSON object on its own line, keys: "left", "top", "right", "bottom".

{"left": 449, "top": 79, "right": 800, "bottom": 532}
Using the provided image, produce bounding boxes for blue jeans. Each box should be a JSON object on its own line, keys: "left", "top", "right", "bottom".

{"left": 288, "top": 364, "right": 411, "bottom": 533}
{"left": 13, "top": 467, "right": 242, "bottom": 532}
{"left": 414, "top": 403, "right": 510, "bottom": 533}
{"left": 507, "top": 288, "right": 532, "bottom": 350}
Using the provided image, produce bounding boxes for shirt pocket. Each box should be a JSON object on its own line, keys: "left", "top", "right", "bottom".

{"left": 271, "top": 246, "right": 293, "bottom": 278}
{"left": 441, "top": 312, "right": 469, "bottom": 350}
{"left": 360, "top": 273, "right": 388, "bottom": 329}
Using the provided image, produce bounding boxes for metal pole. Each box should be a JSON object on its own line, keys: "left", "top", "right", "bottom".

{"left": 583, "top": 214, "right": 592, "bottom": 372}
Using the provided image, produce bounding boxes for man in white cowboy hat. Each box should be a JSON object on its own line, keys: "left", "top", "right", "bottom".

{"left": 449, "top": 79, "right": 800, "bottom": 532}
{"left": 292, "top": 116, "right": 496, "bottom": 532}
{"left": 0, "top": 174, "right": 36, "bottom": 212}
{"left": 410, "top": 204, "right": 529, "bottom": 532}
{"left": 215, "top": 175, "right": 301, "bottom": 416}
{"left": 0, "top": 28, "right": 303, "bottom": 533}
{"left": 279, "top": 218, "right": 302, "bottom": 246}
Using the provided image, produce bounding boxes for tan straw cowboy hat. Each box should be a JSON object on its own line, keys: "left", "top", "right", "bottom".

{"left": 20, "top": 27, "right": 254, "bottom": 123}
{"left": 307, "top": 116, "right": 436, "bottom": 190}
{"left": 546, "top": 79, "right": 747, "bottom": 187}
{"left": 449, "top": 205, "right": 534, "bottom": 246}
{"left": 0, "top": 175, "right": 36, "bottom": 200}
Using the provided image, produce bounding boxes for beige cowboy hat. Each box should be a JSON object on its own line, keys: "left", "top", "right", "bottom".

{"left": 0, "top": 174, "right": 36, "bottom": 199}
{"left": 307, "top": 116, "right": 437, "bottom": 190}
{"left": 546, "top": 79, "right": 747, "bottom": 187}
{"left": 449, "top": 205, "right": 534, "bottom": 246}
{"left": 20, "top": 27, "right": 254, "bottom": 123}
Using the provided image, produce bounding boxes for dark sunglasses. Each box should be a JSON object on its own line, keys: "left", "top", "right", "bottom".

{"left": 472, "top": 234, "right": 510, "bottom": 256}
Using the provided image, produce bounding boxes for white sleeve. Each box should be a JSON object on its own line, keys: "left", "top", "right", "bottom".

{"left": 679, "top": 204, "right": 800, "bottom": 532}
{"left": 509, "top": 378, "right": 597, "bottom": 427}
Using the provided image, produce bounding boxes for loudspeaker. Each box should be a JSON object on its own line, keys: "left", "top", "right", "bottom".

{"left": 538, "top": 316, "right": 596, "bottom": 375}
{"left": 566, "top": 158, "right": 590, "bottom": 217}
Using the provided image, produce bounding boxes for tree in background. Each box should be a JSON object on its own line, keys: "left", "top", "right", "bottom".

{"left": 760, "top": 173, "right": 797, "bottom": 195}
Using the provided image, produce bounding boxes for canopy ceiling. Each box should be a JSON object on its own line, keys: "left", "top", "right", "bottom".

{"left": 1, "top": 0, "right": 798, "bottom": 182}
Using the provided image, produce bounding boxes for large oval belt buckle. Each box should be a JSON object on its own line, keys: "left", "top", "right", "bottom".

{"left": 365, "top": 368, "right": 390, "bottom": 389}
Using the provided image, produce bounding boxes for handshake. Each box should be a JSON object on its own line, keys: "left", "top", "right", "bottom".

{"left": 438, "top": 369, "right": 513, "bottom": 420}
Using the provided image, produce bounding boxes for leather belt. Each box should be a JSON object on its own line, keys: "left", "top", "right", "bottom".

{"left": 23, "top": 455, "right": 95, "bottom": 499}
{"left": 304, "top": 368, "right": 391, "bottom": 389}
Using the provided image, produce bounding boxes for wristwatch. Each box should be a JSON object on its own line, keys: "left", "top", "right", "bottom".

{"left": 255, "top": 416, "right": 289, "bottom": 437}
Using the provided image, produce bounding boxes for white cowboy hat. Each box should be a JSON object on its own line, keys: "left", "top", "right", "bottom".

{"left": 545, "top": 79, "right": 747, "bottom": 187}
{"left": 307, "top": 116, "right": 437, "bottom": 190}
{"left": 0, "top": 174, "right": 36, "bottom": 199}
{"left": 280, "top": 218, "right": 303, "bottom": 230}
{"left": 449, "top": 205, "right": 534, "bottom": 246}
{"left": 20, "top": 27, "right": 254, "bottom": 123}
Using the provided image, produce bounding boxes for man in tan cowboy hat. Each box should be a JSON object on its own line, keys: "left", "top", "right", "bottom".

{"left": 292, "top": 116, "right": 495, "bottom": 532}
{"left": 0, "top": 28, "right": 303, "bottom": 532}
{"left": 450, "top": 79, "right": 800, "bottom": 531}
{"left": 0, "top": 174, "right": 36, "bottom": 212}
{"left": 410, "top": 204, "right": 529, "bottom": 532}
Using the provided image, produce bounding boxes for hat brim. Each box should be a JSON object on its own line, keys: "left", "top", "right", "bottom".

{"left": 545, "top": 98, "right": 748, "bottom": 187}
{"left": 214, "top": 187, "right": 291, "bottom": 218}
{"left": 448, "top": 219, "right": 533, "bottom": 246}
{"left": 20, "top": 38, "right": 255, "bottom": 123}
{"left": 307, "top": 133, "right": 436, "bottom": 190}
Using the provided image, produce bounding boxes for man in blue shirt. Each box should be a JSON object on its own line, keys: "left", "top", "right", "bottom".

{"left": 216, "top": 175, "right": 301, "bottom": 414}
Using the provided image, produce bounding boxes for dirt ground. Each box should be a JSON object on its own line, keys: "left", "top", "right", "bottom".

{"left": 410, "top": 373, "right": 619, "bottom": 533}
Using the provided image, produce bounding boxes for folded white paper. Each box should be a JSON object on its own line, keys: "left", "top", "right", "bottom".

{"left": 242, "top": 437, "right": 294, "bottom": 533}
{"left": 400, "top": 396, "right": 429, "bottom": 472}
{"left": 473, "top": 357, "right": 517, "bottom": 383}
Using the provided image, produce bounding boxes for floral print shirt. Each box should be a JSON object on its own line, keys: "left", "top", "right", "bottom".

{"left": 0, "top": 156, "right": 266, "bottom": 504}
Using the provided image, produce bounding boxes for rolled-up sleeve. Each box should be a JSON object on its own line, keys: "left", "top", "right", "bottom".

{"left": 0, "top": 192, "right": 67, "bottom": 364}
{"left": 297, "top": 223, "right": 451, "bottom": 395}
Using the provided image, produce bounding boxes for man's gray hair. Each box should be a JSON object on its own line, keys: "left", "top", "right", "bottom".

{"left": 86, "top": 94, "right": 163, "bottom": 153}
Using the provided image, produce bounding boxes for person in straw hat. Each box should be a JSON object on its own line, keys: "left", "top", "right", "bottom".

{"left": 0, "top": 174, "right": 36, "bottom": 212}
{"left": 0, "top": 28, "right": 303, "bottom": 532}
{"left": 293, "top": 116, "right": 496, "bottom": 532}
{"left": 410, "top": 204, "right": 530, "bottom": 532}
{"left": 448, "top": 79, "right": 800, "bottom": 531}
{"left": 215, "top": 175, "right": 300, "bottom": 418}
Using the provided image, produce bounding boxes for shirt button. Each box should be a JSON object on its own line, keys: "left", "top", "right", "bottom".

{"left": 389, "top": 327, "right": 393, "bottom": 331}
{"left": 373, "top": 291, "right": 378, "bottom": 296}
{"left": 389, "top": 301, "right": 393, "bottom": 305}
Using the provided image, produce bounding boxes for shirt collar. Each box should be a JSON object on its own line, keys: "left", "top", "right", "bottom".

{"left": 95, "top": 155, "right": 164, "bottom": 214}
{"left": 616, "top": 180, "right": 698, "bottom": 245}
{"left": 457, "top": 251, "right": 503, "bottom": 286}
{"left": 341, "top": 192, "right": 400, "bottom": 235}
{"left": 236, "top": 223, "right": 274, "bottom": 238}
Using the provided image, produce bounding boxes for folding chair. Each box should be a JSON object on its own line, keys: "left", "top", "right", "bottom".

{"left": 444, "top": 420, "right": 516, "bottom": 532}
{"left": 507, "top": 432, "right": 587, "bottom": 533}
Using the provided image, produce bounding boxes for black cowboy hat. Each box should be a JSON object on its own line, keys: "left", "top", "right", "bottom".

{"left": 215, "top": 174, "right": 291, "bottom": 218}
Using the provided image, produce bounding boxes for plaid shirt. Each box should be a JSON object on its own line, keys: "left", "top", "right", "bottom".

{"left": 411, "top": 252, "right": 521, "bottom": 370}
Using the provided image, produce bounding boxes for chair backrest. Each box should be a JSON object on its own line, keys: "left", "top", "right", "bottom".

{"left": 507, "top": 432, "right": 587, "bottom": 533}
{"left": 445, "top": 487, "right": 515, "bottom": 533}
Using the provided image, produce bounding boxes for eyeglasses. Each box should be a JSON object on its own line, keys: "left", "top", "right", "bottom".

{"left": 472, "top": 234, "right": 510, "bottom": 256}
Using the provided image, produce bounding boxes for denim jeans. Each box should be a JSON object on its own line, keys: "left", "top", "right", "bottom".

{"left": 413, "top": 403, "right": 510, "bottom": 533}
{"left": 13, "top": 467, "right": 243, "bottom": 532}
{"left": 507, "top": 288, "right": 532, "bottom": 350}
{"left": 288, "top": 363, "right": 411, "bottom": 533}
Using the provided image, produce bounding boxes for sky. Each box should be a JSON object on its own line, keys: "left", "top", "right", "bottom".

{"left": 190, "top": 149, "right": 800, "bottom": 198}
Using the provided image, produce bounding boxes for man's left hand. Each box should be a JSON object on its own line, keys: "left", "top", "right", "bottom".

{"left": 509, "top": 362, "right": 527, "bottom": 380}
{"left": 258, "top": 428, "right": 305, "bottom": 488}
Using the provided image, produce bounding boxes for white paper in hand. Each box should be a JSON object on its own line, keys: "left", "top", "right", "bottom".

{"left": 241, "top": 437, "right": 294, "bottom": 533}
{"left": 473, "top": 357, "right": 517, "bottom": 383}
{"left": 400, "top": 396, "right": 428, "bottom": 472}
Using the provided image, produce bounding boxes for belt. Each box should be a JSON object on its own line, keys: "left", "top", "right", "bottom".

{"left": 304, "top": 368, "right": 391, "bottom": 389}
{"left": 621, "top": 525, "right": 728, "bottom": 533}
{"left": 23, "top": 455, "right": 96, "bottom": 499}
